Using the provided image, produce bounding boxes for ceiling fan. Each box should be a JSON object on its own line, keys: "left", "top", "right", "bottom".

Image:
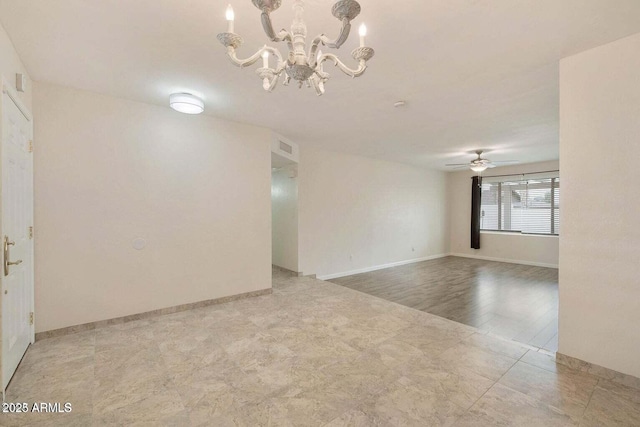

{"left": 446, "top": 150, "right": 519, "bottom": 172}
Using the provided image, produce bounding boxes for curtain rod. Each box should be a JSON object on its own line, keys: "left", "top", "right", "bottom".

{"left": 470, "top": 169, "right": 559, "bottom": 179}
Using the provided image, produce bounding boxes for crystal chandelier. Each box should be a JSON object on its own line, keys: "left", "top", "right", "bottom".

{"left": 217, "top": 0, "right": 375, "bottom": 96}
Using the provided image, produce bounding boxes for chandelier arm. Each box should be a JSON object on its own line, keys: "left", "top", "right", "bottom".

{"left": 260, "top": 11, "right": 294, "bottom": 50}
{"left": 318, "top": 53, "right": 367, "bottom": 78}
{"left": 308, "top": 18, "right": 352, "bottom": 67}
{"left": 271, "top": 63, "right": 287, "bottom": 83}
{"left": 310, "top": 73, "right": 327, "bottom": 96}
{"left": 226, "top": 45, "right": 285, "bottom": 68}
{"left": 264, "top": 74, "right": 281, "bottom": 92}
{"left": 330, "top": 17, "right": 352, "bottom": 49}
{"left": 279, "top": 31, "right": 295, "bottom": 53}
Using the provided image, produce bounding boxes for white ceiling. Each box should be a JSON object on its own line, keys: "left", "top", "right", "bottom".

{"left": 2, "top": 0, "right": 640, "bottom": 170}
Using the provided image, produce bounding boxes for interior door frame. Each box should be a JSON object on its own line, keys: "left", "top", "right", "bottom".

{"left": 0, "top": 78, "right": 35, "bottom": 396}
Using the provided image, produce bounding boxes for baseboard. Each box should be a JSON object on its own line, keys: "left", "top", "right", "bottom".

{"left": 449, "top": 252, "right": 558, "bottom": 269}
{"left": 318, "top": 253, "right": 450, "bottom": 280}
{"left": 272, "top": 264, "right": 301, "bottom": 275}
{"left": 35, "top": 288, "right": 272, "bottom": 341}
{"left": 556, "top": 352, "right": 640, "bottom": 391}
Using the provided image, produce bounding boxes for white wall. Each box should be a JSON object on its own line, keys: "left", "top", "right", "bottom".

{"left": 271, "top": 133, "right": 299, "bottom": 164}
{"left": 0, "top": 22, "right": 32, "bottom": 110}
{"left": 33, "top": 82, "right": 272, "bottom": 333}
{"left": 559, "top": 33, "right": 640, "bottom": 378}
{"left": 298, "top": 148, "right": 448, "bottom": 279}
{"left": 271, "top": 164, "right": 298, "bottom": 272}
{"left": 448, "top": 161, "right": 560, "bottom": 268}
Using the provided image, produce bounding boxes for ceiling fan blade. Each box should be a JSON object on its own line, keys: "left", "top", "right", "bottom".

{"left": 486, "top": 163, "right": 497, "bottom": 168}
{"left": 445, "top": 163, "right": 470, "bottom": 166}
{"left": 491, "top": 160, "right": 520, "bottom": 164}
{"left": 451, "top": 166, "right": 470, "bottom": 169}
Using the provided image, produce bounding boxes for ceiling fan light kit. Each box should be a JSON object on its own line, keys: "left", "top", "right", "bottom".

{"left": 470, "top": 164, "right": 488, "bottom": 173}
{"left": 446, "top": 150, "right": 519, "bottom": 173}
{"left": 217, "top": 0, "right": 375, "bottom": 96}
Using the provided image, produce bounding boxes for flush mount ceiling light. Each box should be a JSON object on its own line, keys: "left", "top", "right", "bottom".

{"left": 169, "top": 93, "right": 204, "bottom": 114}
{"left": 217, "top": 0, "right": 375, "bottom": 96}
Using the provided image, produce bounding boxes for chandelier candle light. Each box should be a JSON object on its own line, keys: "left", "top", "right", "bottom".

{"left": 217, "top": 0, "right": 375, "bottom": 96}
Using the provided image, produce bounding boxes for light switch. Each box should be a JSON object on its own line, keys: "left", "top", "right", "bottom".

{"left": 16, "top": 74, "right": 26, "bottom": 93}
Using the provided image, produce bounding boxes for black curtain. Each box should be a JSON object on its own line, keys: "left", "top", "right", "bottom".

{"left": 471, "top": 176, "right": 481, "bottom": 249}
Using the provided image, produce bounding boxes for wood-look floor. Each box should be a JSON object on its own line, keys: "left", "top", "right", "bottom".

{"left": 329, "top": 256, "right": 559, "bottom": 352}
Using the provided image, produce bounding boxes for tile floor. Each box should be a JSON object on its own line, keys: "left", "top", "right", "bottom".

{"left": 1, "top": 269, "right": 638, "bottom": 426}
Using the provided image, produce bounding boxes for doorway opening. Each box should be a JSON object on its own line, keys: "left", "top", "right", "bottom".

{"left": 271, "top": 151, "right": 299, "bottom": 278}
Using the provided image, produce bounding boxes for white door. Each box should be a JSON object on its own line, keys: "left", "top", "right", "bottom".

{"left": 1, "top": 85, "right": 34, "bottom": 392}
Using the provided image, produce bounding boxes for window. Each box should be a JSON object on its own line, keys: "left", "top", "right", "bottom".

{"left": 480, "top": 176, "right": 560, "bottom": 235}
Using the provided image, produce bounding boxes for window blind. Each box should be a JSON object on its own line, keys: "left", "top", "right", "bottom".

{"left": 479, "top": 176, "right": 560, "bottom": 235}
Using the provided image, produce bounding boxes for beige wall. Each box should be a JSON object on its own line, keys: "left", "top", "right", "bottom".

{"left": 271, "top": 164, "right": 298, "bottom": 272}
{"left": 298, "top": 148, "right": 449, "bottom": 279}
{"left": 448, "top": 161, "right": 560, "bottom": 268}
{"left": 0, "top": 22, "right": 32, "bottom": 110}
{"left": 33, "top": 82, "right": 272, "bottom": 333}
{"left": 559, "top": 33, "right": 640, "bottom": 378}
